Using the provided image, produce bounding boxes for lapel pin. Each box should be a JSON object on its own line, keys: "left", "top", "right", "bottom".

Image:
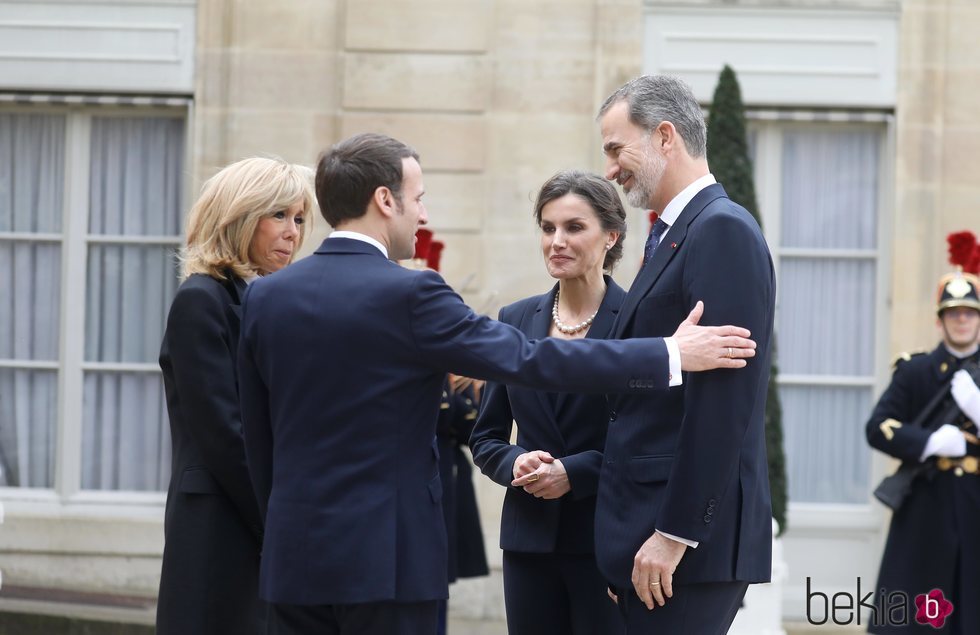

{"left": 671, "top": 242, "right": 677, "bottom": 249}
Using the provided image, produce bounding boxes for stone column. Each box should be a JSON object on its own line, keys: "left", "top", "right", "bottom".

{"left": 894, "top": 0, "right": 980, "bottom": 349}
{"left": 193, "top": 0, "right": 342, "bottom": 247}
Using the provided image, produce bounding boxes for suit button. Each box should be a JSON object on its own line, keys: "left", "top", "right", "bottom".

{"left": 609, "top": 410, "right": 618, "bottom": 422}
{"left": 628, "top": 379, "right": 636, "bottom": 388}
{"left": 706, "top": 508, "right": 713, "bottom": 516}
{"left": 709, "top": 499, "right": 716, "bottom": 506}
{"left": 703, "top": 515, "right": 712, "bottom": 523}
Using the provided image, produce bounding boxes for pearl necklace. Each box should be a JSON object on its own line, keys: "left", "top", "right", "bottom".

{"left": 552, "top": 290, "right": 599, "bottom": 335}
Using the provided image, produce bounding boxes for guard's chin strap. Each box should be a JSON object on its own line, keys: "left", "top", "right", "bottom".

{"left": 942, "top": 339, "right": 979, "bottom": 359}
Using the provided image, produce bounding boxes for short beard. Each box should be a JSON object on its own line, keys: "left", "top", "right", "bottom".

{"left": 625, "top": 145, "right": 666, "bottom": 209}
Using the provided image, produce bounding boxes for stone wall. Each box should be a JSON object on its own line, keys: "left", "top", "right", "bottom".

{"left": 192, "top": 0, "right": 980, "bottom": 355}
{"left": 893, "top": 0, "right": 980, "bottom": 352}
{"left": 193, "top": 0, "right": 646, "bottom": 310}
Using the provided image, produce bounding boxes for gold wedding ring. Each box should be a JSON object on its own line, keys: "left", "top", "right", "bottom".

{"left": 526, "top": 473, "right": 540, "bottom": 483}
{"left": 728, "top": 347, "right": 733, "bottom": 358}
{"left": 649, "top": 581, "right": 661, "bottom": 587}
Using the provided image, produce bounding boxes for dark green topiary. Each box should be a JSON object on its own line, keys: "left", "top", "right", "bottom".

{"left": 707, "top": 65, "right": 789, "bottom": 536}
{"left": 762, "top": 352, "right": 788, "bottom": 536}
{"left": 706, "top": 66, "right": 760, "bottom": 219}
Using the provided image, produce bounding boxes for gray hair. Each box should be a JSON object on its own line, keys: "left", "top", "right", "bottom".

{"left": 597, "top": 75, "right": 707, "bottom": 158}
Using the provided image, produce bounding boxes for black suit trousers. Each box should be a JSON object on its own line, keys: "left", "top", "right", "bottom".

{"left": 503, "top": 551, "right": 624, "bottom": 635}
{"left": 615, "top": 580, "right": 748, "bottom": 634}
{"left": 267, "top": 600, "right": 438, "bottom": 635}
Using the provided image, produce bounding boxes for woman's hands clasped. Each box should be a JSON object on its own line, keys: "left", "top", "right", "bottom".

{"left": 511, "top": 450, "right": 571, "bottom": 499}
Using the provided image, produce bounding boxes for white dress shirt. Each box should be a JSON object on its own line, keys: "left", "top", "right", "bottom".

{"left": 657, "top": 173, "right": 716, "bottom": 245}
{"left": 330, "top": 230, "right": 389, "bottom": 259}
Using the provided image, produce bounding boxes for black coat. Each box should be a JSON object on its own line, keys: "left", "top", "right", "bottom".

{"left": 157, "top": 273, "right": 264, "bottom": 635}
{"left": 437, "top": 380, "right": 489, "bottom": 582}
{"left": 866, "top": 344, "right": 980, "bottom": 635}
{"left": 471, "top": 278, "right": 626, "bottom": 554}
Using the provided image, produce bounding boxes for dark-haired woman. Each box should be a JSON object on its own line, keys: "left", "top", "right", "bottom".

{"left": 470, "top": 170, "right": 628, "bottom": 635}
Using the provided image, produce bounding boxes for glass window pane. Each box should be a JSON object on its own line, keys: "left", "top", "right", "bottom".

{"left": 778, "top": 257, "right": 875, "bottom": 376}
{"left": 780, "top": 128, "right": 880, "bottom": 250}
{"left": 0, "top": 369, "right": 57, "bottom": 487}
{"left": 82, "top": 114, "right": 184, "bottom": 492}
{"left": 782, "top": 385, "right": 872, "bottom": 504}
{"left": 0, "top": 242, "right": 61, "bottom": 361}
{"left": 0, "top": 113, "right": 65, "bottom": 234}
{"left": 85, "top": 245, "right": 180, "bottom": 363}
{"left": 81, "top": 372, "right": 171, "bottom": 491}
{"left": 88, "top": 116, "right": 184, "bottom": 236}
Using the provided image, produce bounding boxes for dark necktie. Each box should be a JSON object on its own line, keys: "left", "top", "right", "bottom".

{"left": 643, "top": 218, "right": 670, "bottom": 266}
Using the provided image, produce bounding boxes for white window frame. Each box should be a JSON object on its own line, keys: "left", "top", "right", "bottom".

{"left": 749, "top": 112, "right": 895, "bottom": 530}
{"left": 0, "top": 101, "right": 192, "bottom": 515}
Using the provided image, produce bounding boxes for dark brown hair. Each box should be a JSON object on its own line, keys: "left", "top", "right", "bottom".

{"left": 315, "top": 133, "right": 419, "bottom": 227}
{"left": 533, "top": 170, "right": 627, "bottom": 271}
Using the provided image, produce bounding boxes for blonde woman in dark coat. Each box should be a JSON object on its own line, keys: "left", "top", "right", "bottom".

{"left": 156, "top": 157, "right": 315, "bottom": 635}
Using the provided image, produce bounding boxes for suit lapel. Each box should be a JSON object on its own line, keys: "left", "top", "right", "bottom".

{"left": 528, "top": 286, "right": 561, "bottom": 423}
{"left": 614, "top": 184, "right": 727, "bottom": 338}
{"left": 554, "top": 279, "right": 625, "bottom": 417}
{"left": 225, "top": 274, "right": 246, "bottom": 345}
{"left": 529, "top": 285, "right": 557, "bottom": 340}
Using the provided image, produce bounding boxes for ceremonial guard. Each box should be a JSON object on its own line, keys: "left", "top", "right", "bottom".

{"left": 865, "top": 232, "right": 980, "bottom": 634}
{"left": 437, "top": 376, "right": 490, "bottom": 587}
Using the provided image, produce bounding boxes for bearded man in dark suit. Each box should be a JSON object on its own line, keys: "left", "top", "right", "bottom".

{"left": 594, "top": 75, "right": 776, "bottom": 634}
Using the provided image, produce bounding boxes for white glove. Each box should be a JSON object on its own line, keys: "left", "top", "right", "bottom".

{"left": 921, "top": 424, "right": 967, "bottom": 461}
{"left": 951, "top": 369, "right": 980, "bottom": 424}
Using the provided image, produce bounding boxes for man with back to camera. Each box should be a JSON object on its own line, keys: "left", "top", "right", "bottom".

{"left": 866, "top": 238, "right": 980, "bottom": 635}
{"left": 591, "top": 75, "right": 776, "bottom": 634}
{"left": 236, "top": 132, "right": 759, "bottom": 635}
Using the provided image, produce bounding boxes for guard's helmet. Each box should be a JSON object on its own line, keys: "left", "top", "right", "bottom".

{"left": 939, "top": 231, "right": 980, "bottom": 315}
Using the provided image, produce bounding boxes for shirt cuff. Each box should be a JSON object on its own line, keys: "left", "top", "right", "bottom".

{"left": 664, "top": 337, "right": 682, "bottom": 387}
{"left": 657, "top": 529, "right": 698, "bottom": 549}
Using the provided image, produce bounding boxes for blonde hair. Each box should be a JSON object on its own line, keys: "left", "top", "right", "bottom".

{"left": 181, "top": 157, "right": 316, "bottom": 280}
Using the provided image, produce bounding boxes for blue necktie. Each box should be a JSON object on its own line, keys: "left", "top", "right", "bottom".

{"left": 643, "top": 218, "right": 669, "bottom": 266}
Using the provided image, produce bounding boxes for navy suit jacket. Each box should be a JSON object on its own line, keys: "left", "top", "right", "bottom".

{"left": 594, "top": 184, "right": 776, "bottom": 589}
{"left": 471, "top": 278, "right": 625, "bottom": 554}
{"left": 237, "top": 238, "right": 674, "bottom": 605}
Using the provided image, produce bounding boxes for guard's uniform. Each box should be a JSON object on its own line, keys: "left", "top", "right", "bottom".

{"left": 436, "top": 381, "right": 489, "bottom": 584}
{"left": 865, "top": 267, "right": 980, "bottom": 634}
{"left": 435, "top": 380, "right": 489, "bottom": 635}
